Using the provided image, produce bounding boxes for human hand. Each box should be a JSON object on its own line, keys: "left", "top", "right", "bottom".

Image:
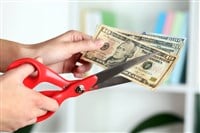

{"left": 32, "top": 30, "right": 104, "bottom": 77}
{"left": 0, "top": 58, "right": 59, "bottom": 132}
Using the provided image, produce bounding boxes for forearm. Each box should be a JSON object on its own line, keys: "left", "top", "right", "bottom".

{"left": 0, "top": 39, "right": 36, "bottom": 72}
{"left": 0, "top": 39, "right": 65, "bottom": 73}
{"left": 0, "top": 31, "right": 103, "bottom": 73}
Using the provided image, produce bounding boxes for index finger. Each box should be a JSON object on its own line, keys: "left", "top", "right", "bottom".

{"left": 62, "top": 30, "right": 93, "bottom": 42}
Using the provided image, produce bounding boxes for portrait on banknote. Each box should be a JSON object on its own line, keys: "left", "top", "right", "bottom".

{"left": 105, "top": 40, "right": 137, "bottom": 67}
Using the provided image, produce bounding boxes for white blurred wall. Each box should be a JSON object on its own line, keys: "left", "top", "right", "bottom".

{"left": 0, "top": 1, "right": 78, "bottom": 43}
{"left": 1, "top": 1, "right": 187, "bottom": 132}
{"left": 0, "top": 1, "right": 79, "bottom": 132}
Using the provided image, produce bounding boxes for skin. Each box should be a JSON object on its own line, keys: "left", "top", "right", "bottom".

{"left": 0, "top": 30, "right": 104, "bottom": 132}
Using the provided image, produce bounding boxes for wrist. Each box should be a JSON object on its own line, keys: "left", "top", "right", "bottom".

{"left": 0, "top": 40, "right": 37, "bottom": 72}
{"left": 18, "top": 44, "right": 36, "bottom": 58}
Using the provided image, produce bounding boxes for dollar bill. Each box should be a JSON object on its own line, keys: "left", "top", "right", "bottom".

{"left": 142, "top": 32, "right": 186, "bottom": 44}
{"left": 106, "top": 25, "right": 184, "bottom": 56}
{"left": 82, "top": 25, "right": 177, "bottom": 89}
{"left": 142, "top": 32, "right": 186, "bottom": 83}
{"left": 142, "top": 32, "right": 186, "bottom": 55}
{"left": 100, "top": 25, "right": 185, "bottom": 83}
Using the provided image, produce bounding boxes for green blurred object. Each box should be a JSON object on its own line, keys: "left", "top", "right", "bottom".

{"left": 101, "top": 10, "right": 116, "bottom": 27}
{"left": 130, "top": 113, "right": 183, "bottom": 133}
{"left": 14, "top": 124, "right": 34, "bottom": 133}
{"left": 195, "top": 94, "right": 200, "bottom": 133}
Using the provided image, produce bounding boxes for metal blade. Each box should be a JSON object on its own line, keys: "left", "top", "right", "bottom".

{"left": 95, "top": 52, "right": 157, "bottom": 85}
{"left": 97, "top": 76, "right": 130, "bottom": 89}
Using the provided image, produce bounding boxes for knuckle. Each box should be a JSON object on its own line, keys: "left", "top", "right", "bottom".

{"left": 86, "top": 40, "right": 93, "bottom": 45}
{"left": 32, "top": 93, "right": 44, "bottom": 108}
{"left": 67, "top": 30, "right": 76, "bottom": 34}
{"left": 35, "top": 98, "right": 44, "bottom": 108}
{"left": 66, "top": 30, "right": 79, "bottom": 37}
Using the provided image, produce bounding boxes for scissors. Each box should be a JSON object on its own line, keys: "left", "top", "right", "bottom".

{"left": 7, "top": 52, "right": 156, "bottom": 122}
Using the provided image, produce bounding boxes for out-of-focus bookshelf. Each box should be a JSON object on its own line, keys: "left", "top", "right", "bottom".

{"left": 68, "top": 1, "right": 199, "bottom": 133}
{"left": 2, "top": 1, "right": 198, "bottom": 133}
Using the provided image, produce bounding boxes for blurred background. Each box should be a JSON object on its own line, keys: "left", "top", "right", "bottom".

{"left": 1, "top": 0, "right": 199, "bottom": 133}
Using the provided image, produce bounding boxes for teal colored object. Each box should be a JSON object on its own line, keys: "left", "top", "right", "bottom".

{"left": 14, "top": 125, "right": 34, "bottom": 133}
{"left": 130, "top": 113, "right": 183, "bottom": 133}
{"left": 195, "top": 94, "right": 200, "bottom": 133}
{"left": 154, "top": 12, "right": 167, "bottom": 33}
{"left": 169, "top": 12, "right": 188, "bottom": 84}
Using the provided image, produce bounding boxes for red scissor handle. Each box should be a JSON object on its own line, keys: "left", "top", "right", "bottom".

{"left": 37, "top": 74, "right": 98, "bottom": 122}
{"left": 7, "top": 58, "right": 71, "bottom": 89}
{"left": 7, "top": 58, "right": 98, "bottom": 122}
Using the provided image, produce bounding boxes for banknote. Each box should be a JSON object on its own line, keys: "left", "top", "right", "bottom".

{"left": 103, "top": 25, "right": 184, "bottom": 81}
{"left": 142, "top": 32, "right": 186, "bottom": 82}
{"left": 106, "top": 25, "right": 184, "bottom": 56}
{"left": 142, "top": 32, "right": 186, "bottom": 55}
{"left": 82, "top": 25, "right": 177, "bottom": 89}
{"left": 142, "top": 32, "right": 186, "bottom": 44}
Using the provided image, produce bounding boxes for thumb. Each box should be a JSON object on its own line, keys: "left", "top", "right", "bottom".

{"left": 11, "top": 57, "right": 43, "bottom": 80}
{"left": 67, "top": 39, "right": 104, "bottom": 54}
{"left": 10, "top": 63, "right": 35, "bottom": 80}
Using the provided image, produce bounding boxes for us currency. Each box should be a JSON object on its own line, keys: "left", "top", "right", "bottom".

{"left": 142, "top": 32, "right": 186, "bottom": 82}
{"left": 142, "top": 32, "right": 186, "bottom": 45}
{"left": 106, "top": 25, "right": 184, "bottom": 56}
{"left": 142, "top": 32, "right": 186, "bottom": 55}
{"left": 105, "top": 25, "right": 184, "bottom": 81}
{"left": 82, "top": 25, "right": 177, "bottom": 89}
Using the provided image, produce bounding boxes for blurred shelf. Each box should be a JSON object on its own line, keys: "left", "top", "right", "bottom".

{"left": 102, "top": 82, "right": 190, "bottom": 94}
{"left": 195, "top": 88, "right": 200, "bottom": 94}
{"left": 73, "top": 1, "right": 199, "bottom": 133}
{"left": 2, "top": 1, "right": 197, "bottom": 133}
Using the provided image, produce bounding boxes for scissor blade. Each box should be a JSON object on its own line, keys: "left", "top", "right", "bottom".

{"left": 95, "top": 52, "right": 157, "bottom": 85}
{"left": 97, "top": 76, "right": 130, "bottom": 89}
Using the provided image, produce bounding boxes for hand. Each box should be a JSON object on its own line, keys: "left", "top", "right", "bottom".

{"left": 0, "top": 58, "right": 59, "bottom": 132}
{"left": 32, "top": 30, "right": 104, "bottom": 77}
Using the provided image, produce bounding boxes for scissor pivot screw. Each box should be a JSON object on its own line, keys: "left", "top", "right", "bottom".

{"left": 75, "top": 85, "right": 85, "bottom": 94}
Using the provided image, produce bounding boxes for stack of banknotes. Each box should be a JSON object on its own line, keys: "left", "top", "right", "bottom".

{"left": 81, "top": 25, "right": 185, "bottom": 89}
